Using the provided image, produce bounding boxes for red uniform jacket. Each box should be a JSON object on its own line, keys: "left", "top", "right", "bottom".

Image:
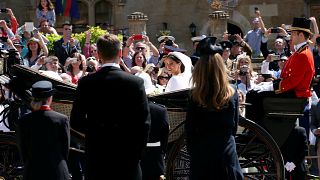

{"left": 274, "top": 44, "right": 315, "bottom": 97}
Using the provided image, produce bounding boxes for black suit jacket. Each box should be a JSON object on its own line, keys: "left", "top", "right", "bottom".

{"left": 16, "top": 110, "right": 70, "bottom": 180}
{"left": 53, "top": 38, "right": 81, "bottom": 66}
{"left": 70, "top": 66, "right": 151, "bottom": 180}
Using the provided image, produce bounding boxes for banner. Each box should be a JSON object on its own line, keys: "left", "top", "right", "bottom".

{"left": 55, "top": 0, "right": 80, "bottom": 19}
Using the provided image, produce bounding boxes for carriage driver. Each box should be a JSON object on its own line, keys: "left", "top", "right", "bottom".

{"left": 245, "top": 17, "right": 314, "bottom": 180}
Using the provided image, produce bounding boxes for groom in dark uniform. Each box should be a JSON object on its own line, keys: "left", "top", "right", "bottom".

{"left": 70, "top": 34, "right": 151, "bottom": 180}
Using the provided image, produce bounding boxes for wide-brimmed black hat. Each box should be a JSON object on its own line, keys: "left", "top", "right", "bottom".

{"left": 31, "top": 80, "right": 55, "bottom": 98}
{"left": 196, "top": 36, "right": 223, "bottom": 56}
{"left": 289, "top": 17, "right": 312, "bottom": 34}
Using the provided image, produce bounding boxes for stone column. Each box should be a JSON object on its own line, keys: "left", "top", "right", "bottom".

{"left": 127, "top": 12, "right": 148, "bottom": 35}
{"left": 208, "top": 11, "right": 229, "bottom": 40}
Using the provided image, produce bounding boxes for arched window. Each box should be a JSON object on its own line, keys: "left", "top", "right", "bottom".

{"left": 95, "top": 1, "right": 112, "bottom": 27}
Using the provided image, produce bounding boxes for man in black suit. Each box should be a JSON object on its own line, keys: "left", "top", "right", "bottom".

{"left": 70, "top": 34, "right": 151, "bottom": 180}
{"left": 141, "top": 101, "right": 169, "bottom": 180}
{"left": 53, "top": 22, "right": 81, "bottom": 66}
{"left": 16, "top": 80, "right": 70, "bottom": 180}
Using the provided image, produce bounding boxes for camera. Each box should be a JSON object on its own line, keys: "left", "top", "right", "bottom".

{"left": 165, "top": 40, "right": 173, "bottom": 46}
{"left": 270, "top": 28, "right": 280, "bottom": 33}
{"left": 239, "top": 65, "right": 248, "bottom": 76}
{"left": 0, "top": 9, "right": 7, "bottom": 13}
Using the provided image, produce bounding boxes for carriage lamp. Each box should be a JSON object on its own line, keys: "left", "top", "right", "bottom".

{"left": 189, "top": 22, "right": 197, "bottom": 37}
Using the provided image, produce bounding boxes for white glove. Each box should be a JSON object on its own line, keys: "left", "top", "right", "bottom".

{"left": 252, "top": 82, "right": 274, "bottom": 93}
{"left": 284, "top": 162, "right": 296, "bottom": 172}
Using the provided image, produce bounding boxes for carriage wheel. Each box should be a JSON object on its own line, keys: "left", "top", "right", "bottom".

{"left": 165, "top": 116, "right": 284, "bottom": 180}
{"left": 0, "top": 134, "right": 23, "bottom": 179}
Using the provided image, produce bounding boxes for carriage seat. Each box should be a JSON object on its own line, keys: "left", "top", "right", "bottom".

{"left": 263, "top": 97, "right": 307, "bottom": 119}
{"left": 262, "top": 97, "right": 308, "bottom": 147}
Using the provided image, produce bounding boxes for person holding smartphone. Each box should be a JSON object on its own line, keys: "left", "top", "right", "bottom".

{"left": 53, "top": 22, "right": 81, "bottom": 66}
{"left": 243, "top": 7, "right": 268, "bottom": 58}
{"left": 123, "top": 34, "right": 160, "bottom": 68}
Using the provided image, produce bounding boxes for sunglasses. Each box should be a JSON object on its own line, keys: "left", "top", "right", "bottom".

{"left": 90, "top": 49, "right": 97, "bottom": 53}
{"left": 136, "top": 47, "right": 145, "bottom": 51}
{"left": 159, "top": 76, "right": 170, "bottom": 80}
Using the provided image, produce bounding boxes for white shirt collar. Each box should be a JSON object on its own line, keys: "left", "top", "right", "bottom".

{"left": 294, "top": 41, "right": 307, "bottom": 51}
{"left": 101, "top": 63, "right": 120, "bottom": 69}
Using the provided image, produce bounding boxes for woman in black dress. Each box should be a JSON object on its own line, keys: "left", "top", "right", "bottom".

{"left": 185, "top": 37, "right": 244, "bottom": 180}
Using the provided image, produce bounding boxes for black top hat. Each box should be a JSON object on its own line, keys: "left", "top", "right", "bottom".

{"left": 196, "top": 36, "right": 223, "bottom": 56}
{"left": 289, "top": 17, "right": 312, "bottom": 34}
{"left": 31, "top": 80, "right": 55, "bottom": 98}
{"left": 219, "top": 40, "right": 232, "bottom": 50}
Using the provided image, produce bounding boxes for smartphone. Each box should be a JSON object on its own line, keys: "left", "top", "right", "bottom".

{"left": 0, "top": 9, "right": 7, "bottom": 13}
{"left": 270, "top": 28, "right": 280, "bottom": 33}
{"left": 25, "top": 22, "right": 34, "bottom": 33}
{"left": 66, "top": 31, "right": 72, "bottom": 40}
{"left": 132, "top": 34, "right": 143, "bottom": 41}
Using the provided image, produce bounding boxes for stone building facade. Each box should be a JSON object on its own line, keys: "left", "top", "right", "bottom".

{"left": 0, "top": 0, "right": 320, "bottom": 54}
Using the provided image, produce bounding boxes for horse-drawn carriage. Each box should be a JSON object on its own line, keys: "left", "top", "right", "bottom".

{"left": 0, "top": 51, "right": 311, "bottom": 179}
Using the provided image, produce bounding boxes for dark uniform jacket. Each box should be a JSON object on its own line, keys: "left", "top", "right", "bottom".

{"left": 70, "top": 65, "right": 151, "bottom": 180}
{"left": 16, "top": 110, "right": 70, "bottom": 180}
{"left": 141, "top": 101, "right": 169, "bottom": 180}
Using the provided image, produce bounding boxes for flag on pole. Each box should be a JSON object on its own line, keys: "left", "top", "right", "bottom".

{"left": 55, "top": 0, "right": 80, "bottom": 19}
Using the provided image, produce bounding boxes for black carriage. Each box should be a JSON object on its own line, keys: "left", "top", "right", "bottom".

{"left": 0, "top": 52, "right": 311, "bottom": 179}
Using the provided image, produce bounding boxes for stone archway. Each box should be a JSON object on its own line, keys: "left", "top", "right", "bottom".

{"left": 228, "top": 10, "right": 251, "bottom": 37}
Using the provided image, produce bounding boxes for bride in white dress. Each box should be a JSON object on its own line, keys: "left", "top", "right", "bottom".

{"left": 163, "top": 52, "right": 192, "bottom": 92}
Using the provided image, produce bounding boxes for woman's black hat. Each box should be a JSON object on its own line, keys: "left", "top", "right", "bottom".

{"left": 196, "top": 36, "right": 223, "bottom": 56}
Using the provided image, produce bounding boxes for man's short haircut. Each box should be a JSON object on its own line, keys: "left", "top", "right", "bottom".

{"left": 96, "top": 34, "right": 121, "bottom": 61}
{"left": 62, "top": 21, "right": 72, "bottom": 27}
